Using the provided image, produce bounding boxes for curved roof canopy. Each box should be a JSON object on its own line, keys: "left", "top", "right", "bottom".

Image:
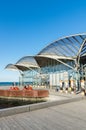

{"left": 38, "top": 33, "right": 86, "bottom": 59}
{"left": 5, "top": 64, "right": 18, "bottom": 70}
{"left": 5, "top": 56, "right": 40, "bottom": 72}
{"left": 5, "top": 64, "right": 30, "bottom": 71}
{"left": 5, "top": 33, "right": 86, "bottom": 71}
{"left": 16, "top": 56, "right": 39, "bottom": 68}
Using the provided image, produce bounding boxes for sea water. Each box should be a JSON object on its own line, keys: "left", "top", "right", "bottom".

{"left": 0, "top": 82, "right": 19, "bottom": 87}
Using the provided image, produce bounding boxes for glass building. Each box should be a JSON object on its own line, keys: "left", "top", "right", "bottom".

{"left": 5, "top": 33, "right": 86, "bottom": 90}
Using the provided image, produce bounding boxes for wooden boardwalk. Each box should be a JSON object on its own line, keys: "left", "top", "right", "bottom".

{"left": 0, "top": 99, "right": 86, "bottom": 130}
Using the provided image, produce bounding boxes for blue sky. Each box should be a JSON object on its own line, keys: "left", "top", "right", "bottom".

{"left": 0, "top": 0, "right": 86, "bottom": 81}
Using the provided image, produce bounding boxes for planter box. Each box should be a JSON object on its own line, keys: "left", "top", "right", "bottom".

{"left": 0, "top": 89, "right": 49, "bottom": 98}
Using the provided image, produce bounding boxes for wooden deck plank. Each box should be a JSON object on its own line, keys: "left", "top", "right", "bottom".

{"left": 0, "top": 116, "right": 24, "bottom": 130}
{"left": 0, "top": 100, "right": 86, "bottom": 130}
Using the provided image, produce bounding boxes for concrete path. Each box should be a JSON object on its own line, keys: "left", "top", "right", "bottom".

{"left": 0, "top": 99, "right": 86, "bottom": 130}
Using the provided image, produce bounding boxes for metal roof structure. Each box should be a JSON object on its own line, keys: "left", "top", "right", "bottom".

{"left": 5, "top": 56, "right": 40, "bottom": 72}
{"left": 16, "top": 56, "right": 40, "bottom": 68}
{"left": 5, "top": 33, "right": 86, "bottom": 72}
{"left": 5, "top": 64, "right": 31, "bottom": 71}
{"left": 38, "top": 33, "right": 86, "bottom": 59}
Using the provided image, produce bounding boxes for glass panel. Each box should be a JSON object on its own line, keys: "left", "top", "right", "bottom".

{"left": 38, "top": 34, "right": 86, "bottom": 58}
{"left": 81, "top": 49, "right": 86, "bottom": 56}
{"left": 60, "top": 39, "right": 77, "bottom": 56}
{"left": 53, "top": 42, "right": 69, "bottom": 56}
{"left": 40, "top": 43, "right": 63, "bottom": 56}
{"left": 63, "top": 38, "right": 78, "bottom": 55}
{"left": 75, "top": 35, "right": 83, "bottom": 44}
{"left": 69, "top": 37, "right": 81, "bottom": 48}
{"left": 80, "top": 35, "right": 86, "bottom": 40}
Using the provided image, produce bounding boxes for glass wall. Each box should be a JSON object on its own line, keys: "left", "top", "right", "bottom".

{"left": 22, "top": 58, "right": 76, "bottom": 89}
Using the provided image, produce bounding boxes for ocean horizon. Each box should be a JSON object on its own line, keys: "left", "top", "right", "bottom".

{"left": 0, "top": 82, "right": 19, "bottom": 86}
{"left": 0, "top": 82, "right": 33, "bottom": 87}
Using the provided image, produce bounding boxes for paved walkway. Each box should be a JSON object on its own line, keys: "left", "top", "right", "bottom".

{"left": 47, "top": 90, "right": 83, "bottom": 101}
{"left": 0, "top": 98, "right": 86, "bottom": 130}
